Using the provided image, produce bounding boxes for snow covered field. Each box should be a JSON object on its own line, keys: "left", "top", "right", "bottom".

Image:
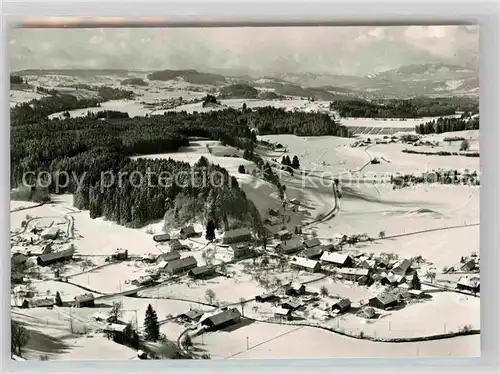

{"left": 339, "top": 114, "right": 462, "bottom": 129}
{"left": 193, "top": 321, "right": 479, "bottom": 359}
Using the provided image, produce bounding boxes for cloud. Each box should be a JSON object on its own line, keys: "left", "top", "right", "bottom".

{"left": 9, "top": 25, "right": 478, "bottom": 75}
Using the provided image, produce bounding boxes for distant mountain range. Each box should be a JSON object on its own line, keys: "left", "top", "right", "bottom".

{"left": 13, "top": 63, "right": 478, "bottom": 99}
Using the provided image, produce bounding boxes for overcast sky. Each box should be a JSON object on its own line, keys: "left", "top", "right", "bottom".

{"left": 9, "top": 25, "right": 478, "bottom": 76}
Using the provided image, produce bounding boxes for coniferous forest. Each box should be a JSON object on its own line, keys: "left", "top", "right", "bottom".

{"left": 11, "top": 97, "right": 350, "bottom": 234}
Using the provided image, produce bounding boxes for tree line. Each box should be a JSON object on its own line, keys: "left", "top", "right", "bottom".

{"left": 330, "top": 97, "right": 478, "bottom": 119}
{"left": 10, "top": 86, "right": 135, "bottom": 126}
{"left": 415, "top": 115, "right": 479, "bottom": 135}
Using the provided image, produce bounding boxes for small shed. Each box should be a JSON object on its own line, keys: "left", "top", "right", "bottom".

{"left": 274, "top": 229, "right": 292, "bottom": 241}
{"left": 368, "top": 295, "right": 399, "bottom": 310}
{"left": 200, "top": 308, "right": 241, "bottom": 331}
{"left": 272, "top": 307, "right": 293, "bottom": 321}
{"left": 180, "top": 226, "right": 197, "bottom": 239}
{"left": 221, "top": 228, "right": 252, "bottom": 244}
{"left": 74, "top": 293, "right": 95, "bottom": 308}
{"left": 153, "top": 233, "right": 171, "bottom": 243}
{"left": 332, "top": 298, "right": 351, "bottom": 313}
{"left": 156, "top": 251, "right": 181, "bottom": 263}
{"left": 188, "top": 265, "right": 216, "bottom": 279}
{"left": 141, "top": 253, "right": 157, "bottom": 263}
{"left": 289, "top": 198, "right": 300, "bottom": 205}
{"left": 178, "top": 309, "right": 204, "bottom": 323}
{"left": 303, "top": 238, "right": 321, "bottom": 248}
{"left": 320, "top": 252, "right": 353, "bottom": 267}
{"left": 31, "top": 297, "right": 55, "bottom": 308}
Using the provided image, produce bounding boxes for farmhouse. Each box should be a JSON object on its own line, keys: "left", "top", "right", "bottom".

{"left": 92, "top": 312, "right": 113, "bottom": 322}
{"left": 268, "top": 208, "right": 280, "bottom": 216}
{"left": 281, "top": 300, "right": 303, "bottom": 311}
{"left": 320, "top": 252, "right": 353, "bottom": 267}
{"left": 178, "top": 309, "right": 204, "bottom": 323}
{"left": 231, "top": 243, "right": 257, "bottom": 260}
{"left": 368, "top": 295, "right": 399, "bottom": 310}
{"left": 460, "top": 259, "right": 476, "bottom": 272}
{"left": 188, "top": 265, "right": 216, "bottom": 279}
{"left": 41, "top": 227, "right": 61, "bottom": 240}
{"left": 456, "top": 275, "right": 480, "bottom": 294}
{"left": 142, "top": 254, "right": 157, "bottom": 264}
{"left": 337, "top": 268, "right": 370, "bottom": 281}
{"left": 180, "top": 226, "right": 197, "bottom": 239}
{"left": 408, "top": 290, "right": 429, "bottom": 299}
{"left": 391, "top": 258, "right": 414, "bottom": 276}
{"left": 359, "top": 307, "right": 376, "bottom": 319}
{"left": 272, "top": 307, "right": 293, "bottom": 321}
{"left": 274, "top": 229, "right": 293, "bottom": 241}
{"left": 290, "top": 257, "right": 321, "bottom": 273}
{"left": 200, "top": 308, "right": 241, "bottom": 331}
{"left": 302, "top": 246, "right": 324, "bottom": 260}
{"left": 168, "top": 239, "right": 189, "bottom": 252}
{"left": 74, "top": 293, "right": 95, "bottom": 308}
{"left": 264, "top": 216, "right": 280, "bottom": 226}
{"left": 165, "top": 256, "right": 198, "bottom": 275}
{"left": 332, "top": 298, "right": 351, "bottom": 313}
{"left": 276, "top": 238, "right": 304, "bottom": 255}
{"left": 255, "top": 292, "right": 280, "bottom": 303}
{"left": 37, "top": 248, "right": 74, "bottom": 267}
{"left": 303, "top": 238, "right": 321, "bottom": 248}
{"left": 284, "top": 283, "right": 306, "bottom": 296}
{"left": 112, "top": 248, "right": 128, "bottom": 261}
{"left": 379, "top": 272, "right": 406, "bottom": 286}
{"left": 359, "top": 259, "right": 376, "bottom": 269}
{"left": 153, "top": 233, "right": 170, "bottom": 243}
{"left": 134, "top": 275, "right": 154, "bottom": 286}
{"left": 30, "top": 297, "right": 55, "bottom": 308}
{"left": 221, "top": 228, "right": 252, "bottom": 244}
{"left": 156, "top": 251, "right": 181, "bottom": 263}
{"left": 103, "top": 323, "right": 128, "bottom": 343}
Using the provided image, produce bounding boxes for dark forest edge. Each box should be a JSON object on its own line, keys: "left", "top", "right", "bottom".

{"left": 11, "top": 100, "right": 348, "bottom": 235}
{"left": 330, "top": 97, "right": 478, "bottom": 119}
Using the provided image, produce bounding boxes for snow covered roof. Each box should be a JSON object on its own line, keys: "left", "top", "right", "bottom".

{"left": 337, "top": 268, "right": 369, "bottom": 277}
{"left": 271, "top": 307, "right": 292, "bottom": 316}
{"left": 320, "top": 252, "right": 351, "bottom": 265}
{"left": 290, "top": 257, "right": 320, "bottom": 271}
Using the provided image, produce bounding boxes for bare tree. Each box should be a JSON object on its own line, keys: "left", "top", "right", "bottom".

{"left": 108, "top": 301, "right": 124, "bottom": 323}
{"left": 205, "top": 289, "right": 216, "bottom": 305}
{"left": 379, "top": 230, "right": 386, "bottom": 239}
{"left": 239, "top": 297, "right": 246, "bottom": 317}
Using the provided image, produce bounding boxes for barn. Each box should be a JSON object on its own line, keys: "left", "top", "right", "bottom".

{"left": 180, "top": 226, "right": 197, "bottom": 239}
{"left": 200, "top": 308, "right": 241, "bottom": 331}
{"left": 290, "top": 257, "right": 321, "bottom": 273}
{"left": 37, "top": 248, "right": 74, "bottom": 267}
{"left": 368, "top": 295, "right": 399, "bottom": 310}
{"left": 221, "top": 228, "right": 252, "bottom": 244}
{"left": 332, "top": 298, "right": 351, "bottom": 313}
{"left": 320, "top": 252, "right": 353, "bottom": 267}
{"left": 74, "top": 293, "right": 95, "bottom": 308}
{"left": 165, "top": 256, "right": 198, "bottom": 275}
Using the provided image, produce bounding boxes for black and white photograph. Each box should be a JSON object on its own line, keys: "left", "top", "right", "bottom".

{"left": 9, "top": 25, "right": 480, "bottom": 361}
